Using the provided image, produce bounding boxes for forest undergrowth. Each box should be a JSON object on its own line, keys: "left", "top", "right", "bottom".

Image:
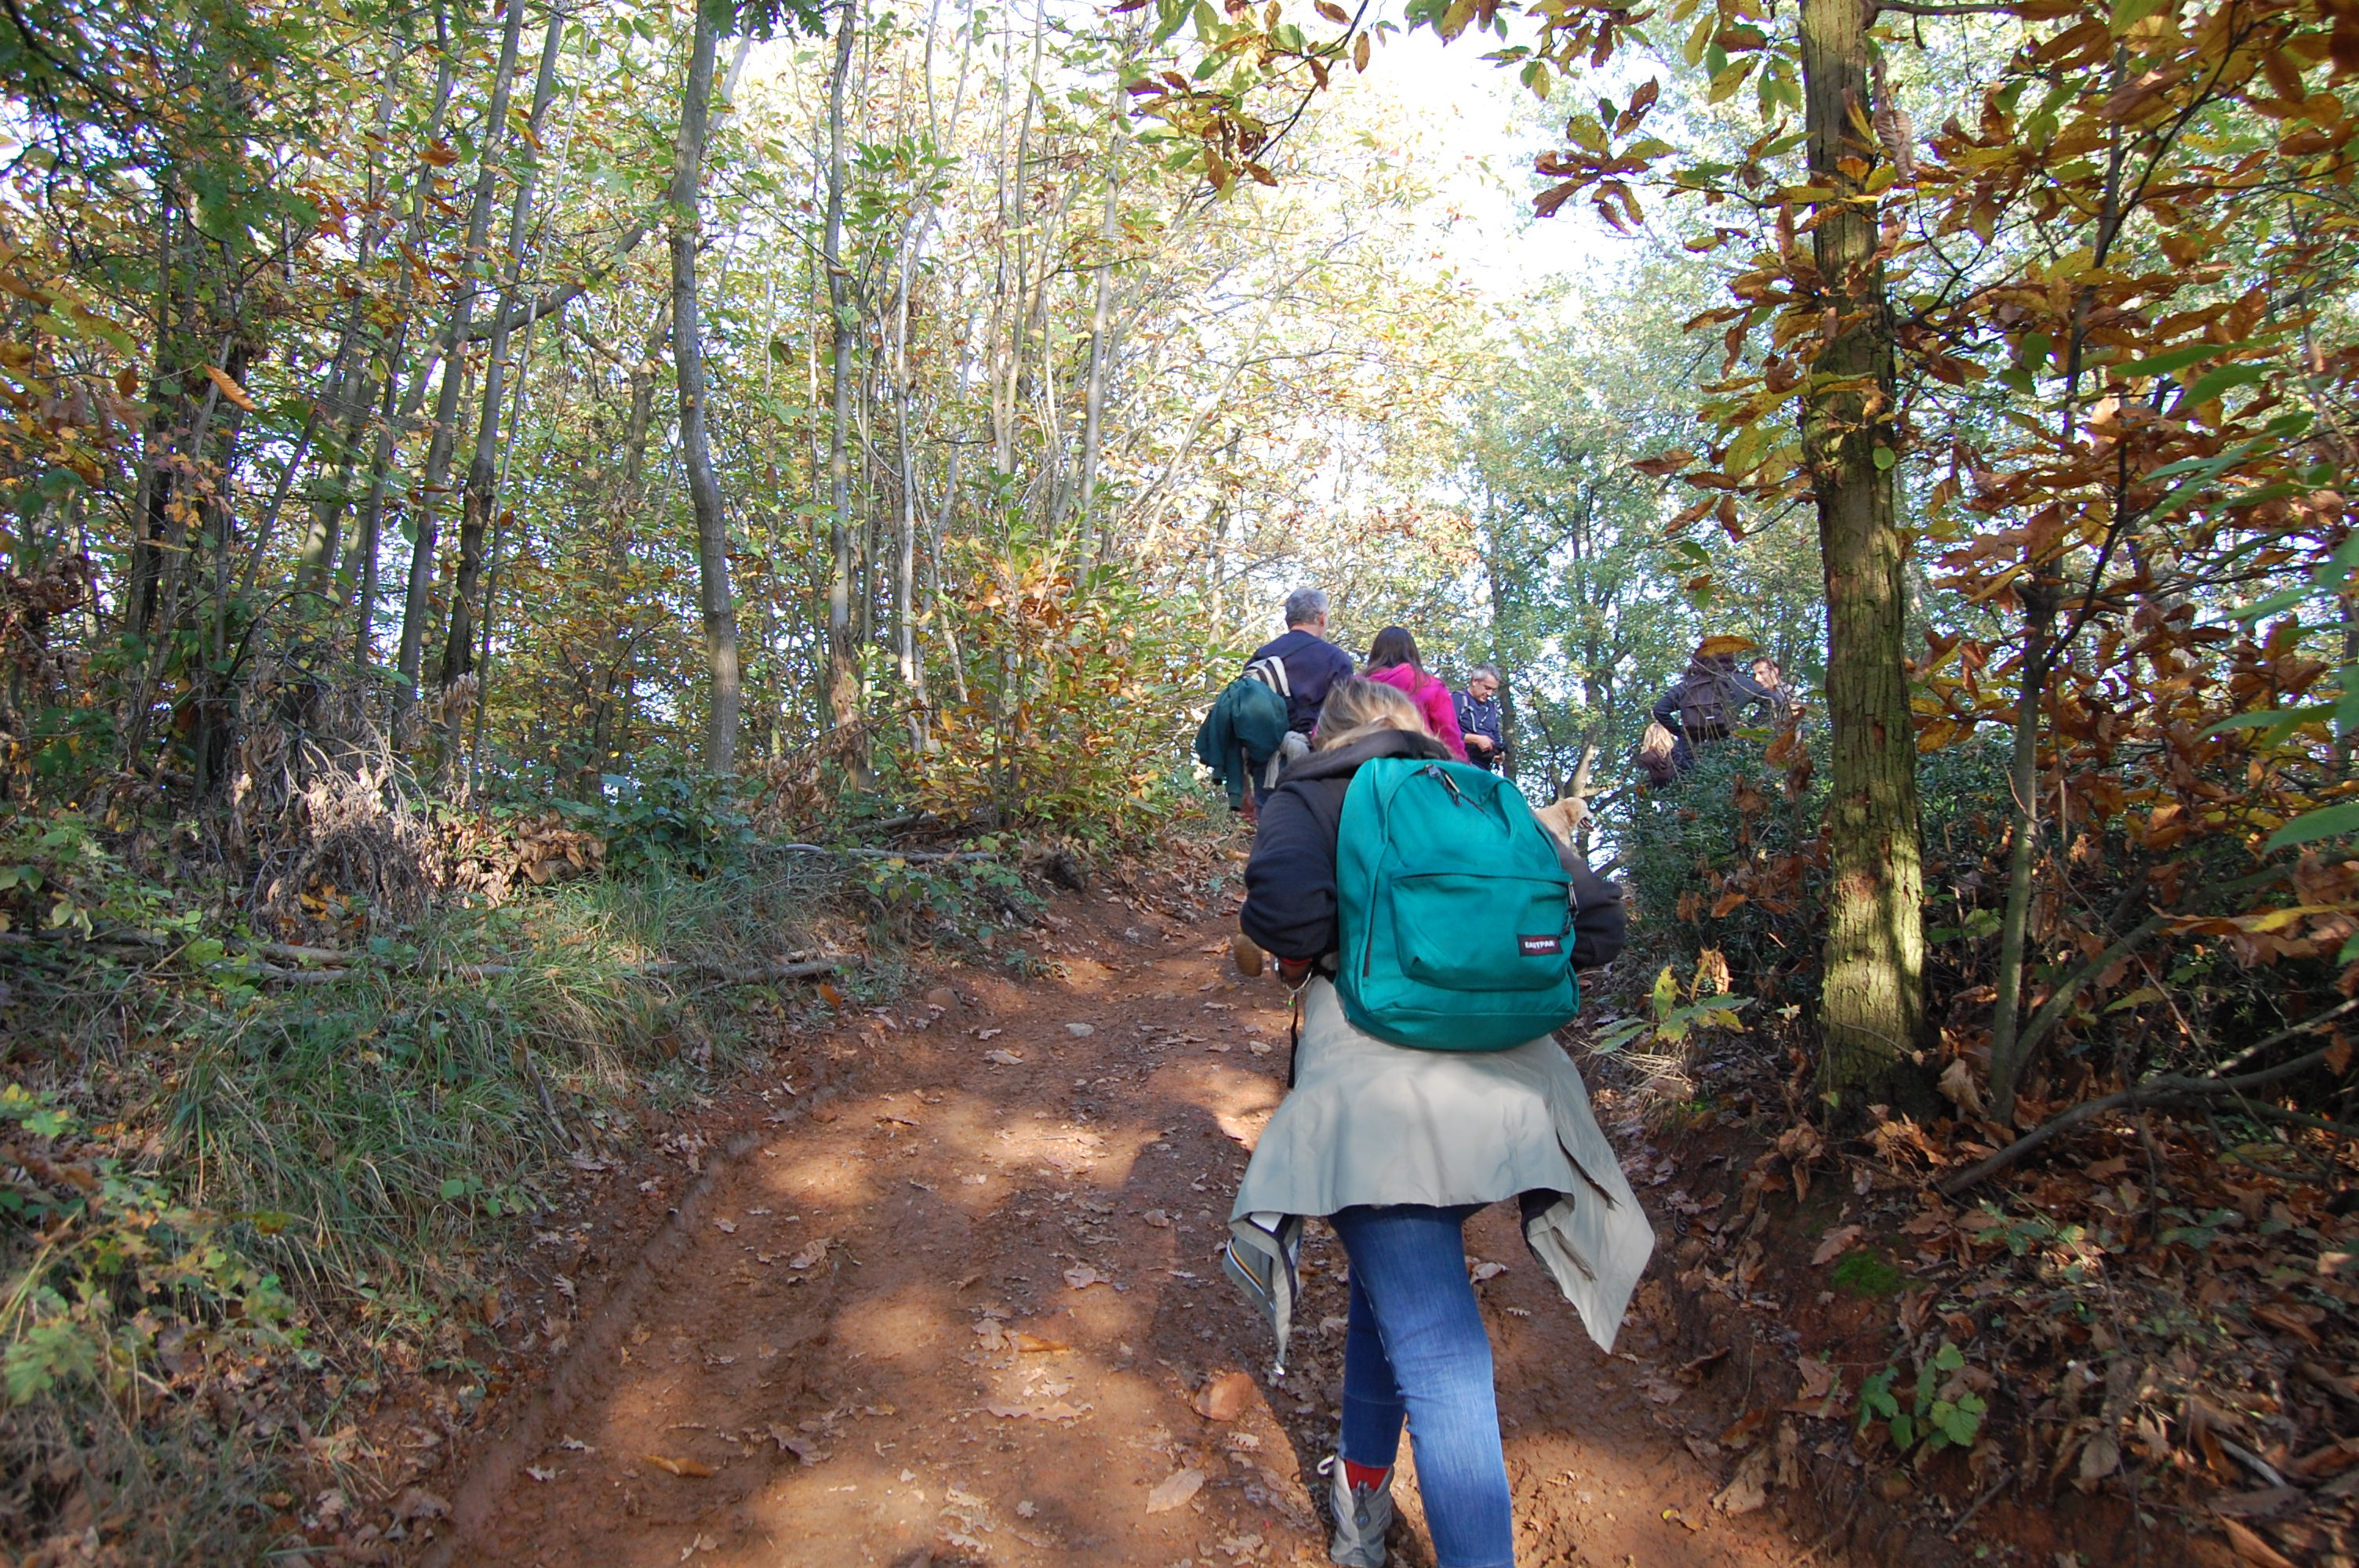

{"left": 1593, "top": 728, "right": 2359, "bottom": 1567}
{"left": 0, "top": 719, "right": 1173, "bottom": 1564}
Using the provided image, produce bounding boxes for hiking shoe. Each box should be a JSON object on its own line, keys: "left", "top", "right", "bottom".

{"left": 1321, "top": 1454, "right": 1393, "bottom": 1568}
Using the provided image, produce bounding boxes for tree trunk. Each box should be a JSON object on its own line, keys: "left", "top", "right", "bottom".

{"left": 1986, "top": 577, "right": 2059, "bottom": 1124}
{"left": 442, "top": 5, "right": 565, "bottom": 743}
{"left": 396, "top": 0, "right": 526, "bottom": 735}
{"left": 669, "top": 0, "right": 740, "bottom": 775}
{"left": 1800, "top": 0, "right": 1928, "bottom": 1107}
{"left": 822, "top": 0, "right": 862, "bottom": 735}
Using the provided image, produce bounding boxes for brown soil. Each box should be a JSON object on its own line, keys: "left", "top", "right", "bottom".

{"left": 417, "top": 873, "right": 1841, "bottom": 1568}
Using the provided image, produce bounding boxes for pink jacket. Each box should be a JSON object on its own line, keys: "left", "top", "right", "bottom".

{"left": 1365, "top": 663, "right": 1467, "bottom": 760}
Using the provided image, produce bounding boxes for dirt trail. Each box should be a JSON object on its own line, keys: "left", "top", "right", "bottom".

{"left": 435, "top": 876, "right": 1831, "bottom": 1568}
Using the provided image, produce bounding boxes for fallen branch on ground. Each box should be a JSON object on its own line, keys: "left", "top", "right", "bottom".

{"left": 1939, "top": 1007, "right": 2355, "bottom": 1196}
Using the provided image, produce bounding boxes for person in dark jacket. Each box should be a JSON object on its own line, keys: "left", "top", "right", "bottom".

{"left": 1237, "top": 678, "right": 1629, "bottom": 1568}
{"left": 1246, "top": 586, "right": 1355, "bottom": 739}
{"left": 1452, "top": 665, "right": 1507, "bottom": 772}
{"left": 1649, "top": 642, "right": 1779, "bottom": 755}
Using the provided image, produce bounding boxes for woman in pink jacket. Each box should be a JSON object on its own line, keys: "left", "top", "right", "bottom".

{"left": 1362, "top": 626, "right": 1468, "bottom": 760}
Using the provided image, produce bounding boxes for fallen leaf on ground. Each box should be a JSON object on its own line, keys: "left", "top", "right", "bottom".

{"left": 787, "top": 1239, "right": 831, "bottom": 1270}
{"left": 768, "top": 1425, "right": 827, "bottom": 1465}
{"left": 1013, "top": 1331, "right": 1068, "bottom": 1353}
{"left": 1662, "top": 1505, "right": 1699, "bottom": 1532}
{"left": 1063, "top": 1265, "right": 1105, "bottom": 1290}
{"left": 1937, "top": 1057, "right": 1984, "bottom": 1114}
{"left": 2221, "top": 1519, "right": 2299, "bottom": 1568}
{"left": 1783, "top": 1356, "right": 1842, "bottom": 1414}
{"left": 559, "top": 1436, "right": 595, "bottom": 1452}
{"left": 679, "top": 1534, "right": 718, "bottom": 1560}
{"left": 714, "top": 1218, "right": 736, "bottom": 1234}
{"left": 1718, "top": 1409, "right": 1768, "bottom": 1449}
{"left": 1712, "top": 1446, "right": 1772, "bottom": 1515}
{"left": 1194, "top": 1370, "right": 1256, "bottom": 1421}
{"left": 1065, "top": 1022, "right": 1096, "bottom": 1036}
{"left": 925, "top": 987, "right": 958, "bottom": 1010}
{"left": 391, "top": 1488, "right": 450, "bottom": 1522}
{"left": 524, "top": 1465, "right": 558, "bottom": 1482}
{"left": 645, "top": 1455, "right": 714, "bottom": 1479}
{"left": 975, "top": 1319, "right": 1007, "bottom": 1350}
{"left": 1141, "top": 1209, "right": 1171, "bottom": 1228}
{"left": 1146, "top": 1467, "right": 1206, "bottom": 1514}
{"left": 985, "top": 1400, "right": 1085, "bottom": 1421}
{"left": 985, "top": 1049, "right": 1024, "bottom": 1065}
{"left": 1470, "top": 1261, "right": 1507, "bottom": 1283}
{"left": 1811, "top": 1225, "right": 1862, "bottom": 1265}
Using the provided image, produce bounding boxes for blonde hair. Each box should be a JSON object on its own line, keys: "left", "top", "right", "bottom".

{"left": 1315, "top": 677, "right": 1429, "bottom": 750}
{"left": 1637, "top": 720, "right": 1677, "bottom": 765}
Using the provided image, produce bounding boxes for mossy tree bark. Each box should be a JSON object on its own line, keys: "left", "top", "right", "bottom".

{"left": 1800, "top": 0, "right": 1928, "bottom": 1107}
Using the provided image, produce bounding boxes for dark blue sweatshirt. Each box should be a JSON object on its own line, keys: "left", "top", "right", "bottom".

{"left": 1246, "top": 629, "right": 1354, "bottom": 735}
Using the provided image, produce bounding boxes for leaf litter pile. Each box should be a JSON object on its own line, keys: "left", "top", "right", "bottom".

{"left": 1626, "top": 1024, "right": 2359, "bottom": 1568}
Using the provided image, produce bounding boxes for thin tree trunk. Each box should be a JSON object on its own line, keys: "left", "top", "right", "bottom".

{"left": 1800, "top": 0, "right": 1928, "bottom": 1107}
{"left": 669, "top": 0, "right": 740, "bottom": 775}
{"left": 443, "top": 5, "right": 565, "bottom": 741}
{"left": 1987, "top": 578, "right": 2059, "bottom": 1124}
{"left": 396, "top": 0, "right": 526, "bottom": 734}
{"left": 822, "top": 0, "right": 862, "bottom": 736}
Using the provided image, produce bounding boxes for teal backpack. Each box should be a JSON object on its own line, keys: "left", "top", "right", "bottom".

{"left": 1334, "top": 757, "right": 1581, "bottom": 1051}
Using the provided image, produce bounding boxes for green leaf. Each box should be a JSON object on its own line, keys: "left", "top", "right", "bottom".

{"left": 2109, "top": 0, "right": 2168, "bottom": 31}
{"left": 439, "top": 1178, "right": 468, "bottom": 1200}
{"left": 1871, "top": 445, "right": 1896, "bottom": 470}
{"left": 2183, "top": 362, "right": 2269, "bottom": 405}
{"left": 2120, "top": 339, "right": 2269, "bottom": 377}
{"left": 2266, "top": 800, "right": 2359, "bottom": 852}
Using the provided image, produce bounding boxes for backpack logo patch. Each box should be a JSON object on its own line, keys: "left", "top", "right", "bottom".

{"left": 1518, "top": 934, "right": 1564, "bottom": 956}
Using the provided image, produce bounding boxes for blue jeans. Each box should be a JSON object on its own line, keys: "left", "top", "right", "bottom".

{"left": 1329, "top": 1203, "right": 1514, "bottom": 1568}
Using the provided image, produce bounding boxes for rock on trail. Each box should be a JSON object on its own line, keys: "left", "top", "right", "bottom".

{"left": 431, "top": 881, "right": 1830, "bottom": 1568}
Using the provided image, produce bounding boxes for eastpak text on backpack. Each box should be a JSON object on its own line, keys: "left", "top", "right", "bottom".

{"left": 1334, "top": 757, "right": 1582, "bottom": 1051}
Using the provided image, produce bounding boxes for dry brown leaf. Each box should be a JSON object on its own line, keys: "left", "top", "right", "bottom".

{"left": 1811, "top": 1225, "right": 1863, "bottom": 1266}
{"left": 974, "top": 1319, "right": 1007, "bottom": 1351}
{"left": 645, "top": 1454, "right": 715, "bottom": 1479}
{"left": 2221, "top": 1519, "right": 2298, "bottom": 1568}
{"left": 1718, "top": 1408, "right": 1768, "bottom": 1450}
{"left": 1697, "top": 633, "right": 1757, "bottom": 658}
{"left": 985, "top": 1048, "right": 1024, "bottom": 1065}
{"left": 1145, "top": 1467, "right": 1206, "bottom": 1514}
{"left": 1013, "top": 1332, "right": 1068, "bottom": 1353}
{"left": 1711, "top": 1446, "right": 1772, "bottom": 1515}
{"left": 1937, "top": 1057, "right": 1984, "bottom": 1114}
{"left": 1194, "top": 1370, "right": 1256, "bottom": 1421}
{"left": 202, "top": 364, "right": 257, "bottom": 412}
{"left": 1063, "top": 1265, "right": 1105, "bottom": 1290}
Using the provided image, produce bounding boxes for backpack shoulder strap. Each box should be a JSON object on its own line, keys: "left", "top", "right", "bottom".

{"left": 1245, "top": 655, "right": 1291, "bottom": 697}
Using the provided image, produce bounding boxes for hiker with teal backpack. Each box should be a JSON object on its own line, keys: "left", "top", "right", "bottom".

{"left": 1221, "top": 677, "right": 1649, "bottom": 1568}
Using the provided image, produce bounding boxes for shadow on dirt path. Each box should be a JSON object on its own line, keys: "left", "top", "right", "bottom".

{"left": 430, "top": 871, "right": 1840, "bottom": 1568}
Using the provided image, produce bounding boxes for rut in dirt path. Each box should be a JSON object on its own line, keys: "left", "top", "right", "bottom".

{"left": 438, "top": 880, "right": 1834, "bottom": 1568}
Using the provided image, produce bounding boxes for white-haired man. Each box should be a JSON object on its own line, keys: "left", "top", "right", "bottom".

{"left": 1248, "top": 588, "right": 1354, "bottom": 741}
{"left": 1454, "top": 665, "right": 1507, "bottom": 772}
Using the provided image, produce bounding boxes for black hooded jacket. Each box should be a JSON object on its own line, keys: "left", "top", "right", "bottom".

{"left": 1240, "top": 727, "right": 1627, "bottom": 970}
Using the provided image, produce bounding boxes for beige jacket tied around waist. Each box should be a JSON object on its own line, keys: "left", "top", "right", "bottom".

{"left": 1222, "top": 978, "right": 1656, "bottom": 1376}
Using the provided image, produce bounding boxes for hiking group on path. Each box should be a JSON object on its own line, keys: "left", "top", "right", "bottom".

{"left": 1187, "top": 593, "right": 1814, "bottom": 1567}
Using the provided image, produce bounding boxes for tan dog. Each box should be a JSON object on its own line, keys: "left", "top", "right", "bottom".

{"left": 1532, "top": 795, "right": 1590, "bottom": 855}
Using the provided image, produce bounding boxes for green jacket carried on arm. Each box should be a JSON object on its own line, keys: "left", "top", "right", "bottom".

{"left": 1192, "top": 674, "right": 1291, "bottom": 809}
